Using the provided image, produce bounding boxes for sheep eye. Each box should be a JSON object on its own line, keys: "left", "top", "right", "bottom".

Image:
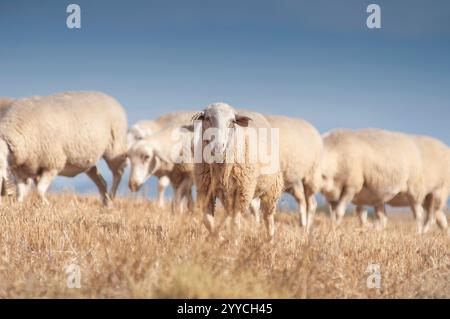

{"left": 142, "top": 154, "right": 150, "bottom": 161}
{"left": 322, "top": 174, "right": 327, "bottom": 180}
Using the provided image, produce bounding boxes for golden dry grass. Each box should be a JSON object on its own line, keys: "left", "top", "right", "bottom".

{"left": 0, "top": 192, "right": 449, "bottom": 298}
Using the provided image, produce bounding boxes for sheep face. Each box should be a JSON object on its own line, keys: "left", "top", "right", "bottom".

{"left": 128, "top": 141, "right": 161, "bottom": 192}
{"left": 193, "top": 103, "right": 252, "bottom": 159}
{"left": 319, "top": 151, "right": 341, "bottom": 201}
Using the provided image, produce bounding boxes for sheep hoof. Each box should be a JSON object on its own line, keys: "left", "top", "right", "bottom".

{"left": 103, "top": 196, "right": 113, "bottom": 209}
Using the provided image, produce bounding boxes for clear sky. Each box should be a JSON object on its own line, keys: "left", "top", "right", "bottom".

{"left": 1, "top": 0, "right": 450, "bottom": 196}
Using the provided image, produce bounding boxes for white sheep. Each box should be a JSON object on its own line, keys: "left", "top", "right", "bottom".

{"left": 189, "top": 103, "right": 284, "bottom": 242}
{"left": 356, "top": 134, "right": 450, "bottom": 233}
{"left": 265, "top": 115, "right": 322, "bottom": 232}
{"left": 128, "top": 125, "right": 194, "bottom": 214}
{"left": 128, "top": 111, "right": 195, "bottom": 206}
{"left": 0, "top": 91, "right": 128, "bottom": 205}
{"left": 320, "top": 128, "right": 429, "bottom": 233}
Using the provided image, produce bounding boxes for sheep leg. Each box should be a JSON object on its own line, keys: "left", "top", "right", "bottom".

{"left": 356, "top": 206, "right": 368, "bottom": 228}
{"left": 106, "top": 157, "right": 127, "bottom": 199}
{"left": 85, "top": 166, "right": 111, "bottom": 207}
{"left": 262, "top": 209, "right": 275, "bottom": 243}
{"left": 288, "top": 184, "right": 307, "bottom": 228}
{"left": 201, "top": 189, "right": 216, "bottom": 235}
{"left": 186, "top": 188, "right": 194, "bottom": 212}
{"left": 230, "top": 210, "right": 242, "bottom": 244}
{"left": 260, "top": 197, "right": 276, "bottom": 243}
{"left": 36, "top": 169, "right": 57, "bottom": 204}
{"left": 334, "top": 188, "right": 356, "bottom": 227}
{"left": 305, "top": 185, "right": 317, "bottom": 234}
{"left": 410, "top": 200, "right": 425, "bottom": 235}
{"left": 171, "top": 186, "right": 182, "bottom": 214}
{"left": 423, "top": 194, "right": 435, "bottom": 234}
{"left": 180, "top": 180, "right": 194, "bottom": 212}
{"left": 249, "top": 198, "right": 261, "bottom": 230}
{"left": 435, "top": 208, "right": 448, "bottom": 232}
{"left": 157, "top": 176, "right": 170, "bottom": 208}
{"left": 430, "top": 194, "right": 448, "bottom": 232}
{"left": 172, "top": 179, "right": 190, "bottom": 214}
{"left": 374, "top": 204, "right": 388, "bottom": 230}
{"left": 110, "top": 169, "right": 124, "bottom": 199}
{"left": 329, "top": 202, "right": 337, "bottom": 225}
{"left": 16, "top": 177, "right": 31, "bottom": 203}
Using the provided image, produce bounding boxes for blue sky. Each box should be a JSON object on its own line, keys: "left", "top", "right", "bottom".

{"left": 1, "top": 0, "right": 450, "bottom": 197}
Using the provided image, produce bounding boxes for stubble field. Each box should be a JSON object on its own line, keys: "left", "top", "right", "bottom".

{"left": 0, "top": 193, "right": 449, "bottom": 298}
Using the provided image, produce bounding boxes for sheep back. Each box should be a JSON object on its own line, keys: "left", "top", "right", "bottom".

{"left": 0, "top": 91, "right": 127, "bottom": 177}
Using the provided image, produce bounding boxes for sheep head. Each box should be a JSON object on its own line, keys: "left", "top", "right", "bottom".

{"left": 191, "top": 103, "right": 252, "bottom": 158}
{"left": 127, "top": 140, "right": 169, "bottom": 192}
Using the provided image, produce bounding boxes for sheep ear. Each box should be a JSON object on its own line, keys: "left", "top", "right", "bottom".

{"left": 181, "top": 124, "right": 194, "bottom": 132}
{"left": 234, "top": 114, "right": 252, "bottom": 127}
{"left": 191, "top": 112, "right": 204, "bottom": 122}
{"left": 154, "top": 149, "right": 170, "bottom": 163}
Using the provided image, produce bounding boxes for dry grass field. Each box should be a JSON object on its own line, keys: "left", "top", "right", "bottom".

{"left": 0, "top": 192, "right": 449, "bottom": 298}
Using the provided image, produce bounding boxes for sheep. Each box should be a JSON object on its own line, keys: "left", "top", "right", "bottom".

{"left": 320, "top": 128, "right": 429, "bottom": 234}
{"left": 0, "top": 91, "right": 128, "bottom": 206}
{"left": 356, "top": 134, "right": 450, "bottom": 233}
{"left": 128, "top": 124, "right": 194, "bottom": 214}
{"left": 189, "top": 103, "right": 284, "bottom": 242}
{"left": 262, "top": 115, "right": 322, "bottom": 232}
{"left": 128, "top": 111, "right": 195, "bottom": 207}
{"left": 0, "top": 97, "right": 16, "bottom": 198}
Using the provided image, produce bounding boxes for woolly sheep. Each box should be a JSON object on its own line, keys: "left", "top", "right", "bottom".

{"left": 128, "top": 125, "right": 194, "bottom": 214}
{"left": 320, "top": 128, "right": 429, "bottom": 233}
{"left": 356, "top": 134, "right": 450, "bottom": 233}
{"left": 128, "top": 111, "right": 195, "bottom": 207}
{"left": 0, "top": 91, "right": 128, "bottom": 205}
{"left": 249, "top": 115, "right": 323, "bottom": 232}
{"left": 190, "top": 103, "right": 284, "bottom": 242}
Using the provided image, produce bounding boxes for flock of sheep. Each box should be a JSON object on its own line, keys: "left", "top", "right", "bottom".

{"left": 0, "top": 91, "right": 448, "bottom": 242}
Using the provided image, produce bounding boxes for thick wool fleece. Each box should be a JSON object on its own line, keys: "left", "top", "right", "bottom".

{"left": 321, "top": 128, "right": 425, "bottom": 206}
{"left": 0, "top": 91, "right": 127, "bottom": 178}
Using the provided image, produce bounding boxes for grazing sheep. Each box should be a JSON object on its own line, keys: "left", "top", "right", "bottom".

{"left": 264, "top": 115, "right": 323, "bottom": 232}
{"left": 190, "top": 103, "right": 284, "bottom": 242}
{"left": 128, "top": 111, "right": 195, "bottom": 207}
{"left": 357, "top": 134, "right": 450, "bottom": 233}
{"left": 0, "top": 91, "right": 128, "bottom": 205}
{"left": 128, "top": 125, "right": 194, "bottom": 214}
{"left": 320, "top": 128, "right": 429, "bottom": 234}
